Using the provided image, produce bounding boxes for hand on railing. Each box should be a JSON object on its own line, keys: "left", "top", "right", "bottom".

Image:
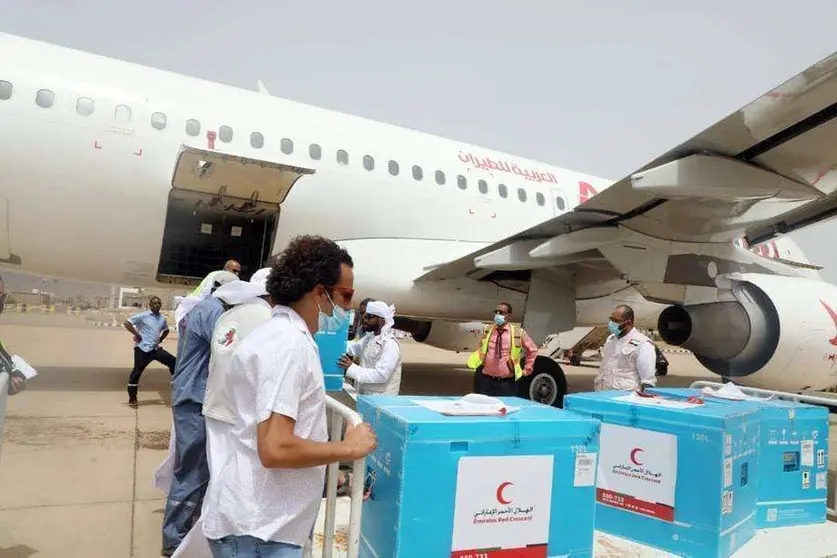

{"left": 343, "top": 423, "right": 377, "bottom": 460}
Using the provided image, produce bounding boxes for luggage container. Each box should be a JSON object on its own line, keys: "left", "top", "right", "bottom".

{"left": 356, "top": 395, "right": 601, "bottom": 558}
{"left": 650, "top": 387, "right": 830, "bottom": 528}
{"left": 564, "top": 390, "right": 760, "bottom": 558}
{"left": 314, "top": 320, "right": 349, "bottom": 391}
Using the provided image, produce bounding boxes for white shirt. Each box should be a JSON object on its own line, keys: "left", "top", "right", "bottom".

{"left": 345, "top": 332, "right": 402, "bottom": 395}
{"left": 201, "top": 305, "right": 328, "bottom": 547}
{"left": 203, "top": 298, "right": 273, "bottom": 425}
{"left": 595, "top": 328, "right": 657, "bottom": 391}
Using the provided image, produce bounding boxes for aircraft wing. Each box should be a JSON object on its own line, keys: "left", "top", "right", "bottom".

{"left": 418, "top": 50, "right": 837, "bottom": 289}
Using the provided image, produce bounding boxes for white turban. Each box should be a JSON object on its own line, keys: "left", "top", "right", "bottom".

{"left": 174, "top": 270, "right": 238, "bottom": 326}
{"left": 365, "top": 300, "right": 395, "bottom": 336}
{"left": 213, "top": 267, "right": 271, "bottom": 305}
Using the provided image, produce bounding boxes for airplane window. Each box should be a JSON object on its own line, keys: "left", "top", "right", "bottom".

{"left": 114, "top": 104, "right": 132, "bottom": 123}
{"left": 186, "top": 119, "right": 201, "bottom": 136}
{"left": 435, "top": 170, "right": 446, "bottom": 185}
{"left": 219, "top": 125, "right": 233, "bottom": 143}
{"left": 309, "top": 143, "right": 322, "bottom": 160}
{"left": 457, "top": 175, "right": 467, "bottom": 190}
{"left": 478, "top": 180, "right": 488, "bottom": 194}
{"left": 363, "top": 155, "right": 375, "bottom": 171}
{"left": 35, "top": 89, "right": 55, "bottom": 109}
{"left": 0, "top": 81, "right": 11, "bottom": 101}
{"left": 412, "top": 165, "right": 424, "bottom": 181}
{"left": 150, "top": 112, "right": 167, "bottom": 130}
{"left": 76, "top": 97, "right": 94, "bottom": 116}
{"left": 556, "top": 196, "right": 566, "bottom": 210}
{"left": 518, "top": 188, "right": 528, "bottom": 202}
{"left": 250, "top": 132, "right": 264, "bottom": 149}
{"left": 536, "top": 192, "right": 546, "bottom": 206}
{"left": 281, "top": 138, "right": 294, "bottom": 155}
{"left": 337, "top": 149, "right": 349, "bottom": 165}
{"left": 498, "top": 184, "right": 508, "bottom": 198}
{"left": 388, "top": 160, "right": 400, "bottom": 176}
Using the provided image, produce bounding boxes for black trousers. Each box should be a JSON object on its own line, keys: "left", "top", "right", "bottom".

{"left": 127, "top": 347, "right": 176, "bottom": 399}
{"left": 473, "top": 367, "right": 519, "bottom": 397}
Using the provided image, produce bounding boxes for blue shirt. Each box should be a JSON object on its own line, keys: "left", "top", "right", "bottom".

{"left": 128, "top": 311, "right": 170, "bottom": 353}
{"left": 172, "top": 296, "right": 226, "bottom": 406}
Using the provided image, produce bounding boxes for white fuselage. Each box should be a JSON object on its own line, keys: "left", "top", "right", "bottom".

{"left": 0, "top": 32, "right": 805, "bottom": 331}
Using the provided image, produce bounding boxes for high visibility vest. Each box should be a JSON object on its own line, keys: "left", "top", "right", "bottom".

{"left": 467, "top": 324, "right": 526, "bottom": 381}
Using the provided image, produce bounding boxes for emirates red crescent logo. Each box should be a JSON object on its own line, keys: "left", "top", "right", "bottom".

{"left": 630, "top": 448, "right": 644, "bottom": 466}
{"left": 820, "top": 300, "right": 837, "bottom": 346}
{"left": 496, "top": 481, "right": 513, "bottom": 505}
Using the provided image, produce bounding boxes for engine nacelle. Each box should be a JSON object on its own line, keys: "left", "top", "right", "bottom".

{"left": 395, "top": 317, "right": 486, "bottom": 353}
{"left": 657, "top": 273, "right": 837, "bottom": 391}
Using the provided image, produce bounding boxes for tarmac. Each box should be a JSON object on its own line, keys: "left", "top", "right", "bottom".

{"left": 0, "top": 316, "right": 834, "bottom": 557}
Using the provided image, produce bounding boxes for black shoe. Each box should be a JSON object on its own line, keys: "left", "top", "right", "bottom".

{"left": 161, "top": 548, "right": 175, "bottom": 557}
{"left": 128, "top": 398, "right": 138, "bottom": 409}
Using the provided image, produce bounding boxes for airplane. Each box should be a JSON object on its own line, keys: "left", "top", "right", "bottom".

{"left": 2, "top": 31, "right": 837, "bottom": 408}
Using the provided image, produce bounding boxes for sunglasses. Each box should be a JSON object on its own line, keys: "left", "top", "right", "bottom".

{"left": 330, "top": 286, "right": 355, "bottom": 302}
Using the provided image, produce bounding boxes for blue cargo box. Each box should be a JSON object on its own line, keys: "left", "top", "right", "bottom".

{"left": 650, "top": 387, "right": 830, "bottom": 528}
{"left": 564, "top": 390, "right": 760, "bottom": 558}
{"left": 314, "top": 322, "right": 349, "bottom": 391}
{"left": 356, "top": 395, "right": 601, "bottom": 558}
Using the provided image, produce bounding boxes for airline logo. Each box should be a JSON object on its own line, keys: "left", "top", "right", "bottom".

{"left": 451, "top": 455, "right": 552, "bottom": 558}
{"left": 457, "top": 151, "right": 558, "bottom": 184}
{"left": 820, "top": 300, "right": 837, "bottom": 346}
{"left": 597, "top": 424, "right": 678, "bottom": 522}
{"left": 578, "top": 181, "right": 598, "bottom": 204}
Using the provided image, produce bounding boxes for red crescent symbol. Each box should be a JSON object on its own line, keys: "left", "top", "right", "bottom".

{"left": 496, "top": 481, "right": 513, "bottom": 505}
{"left": 820, "top": 300, "right": 837, "bottom": 346}
{"left": 630, "top": 448, "right": 644, "bottom": 466}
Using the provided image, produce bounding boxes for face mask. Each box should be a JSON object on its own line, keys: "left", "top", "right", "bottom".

{"left": 494, "top": 314, "right": 506, "bottom": 326}
{"left": 318, "top": 290, "right": 351, "bottom": 333}
{"left": 607, "top": 320, "right": 621, "bottom": 335}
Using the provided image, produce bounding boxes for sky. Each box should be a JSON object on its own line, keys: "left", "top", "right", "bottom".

{"left": 1, "top": 0, "right": 837, "bottom": 288}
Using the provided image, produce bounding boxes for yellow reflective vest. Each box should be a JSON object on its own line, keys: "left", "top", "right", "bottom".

{"left": 467, "top": 324, "right": 526, "bottom": 381}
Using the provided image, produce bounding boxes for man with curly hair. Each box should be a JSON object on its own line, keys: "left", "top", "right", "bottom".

{"left": 201, "top": 235, "right": 378, "bottom": 558}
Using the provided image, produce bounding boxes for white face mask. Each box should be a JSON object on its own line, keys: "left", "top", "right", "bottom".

{"left": 317, "top": 290, "right": 350, "bottom": 333}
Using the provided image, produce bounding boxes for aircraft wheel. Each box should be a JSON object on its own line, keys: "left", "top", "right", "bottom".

{"left": 519, "top": 356, "right": 567, "bottom": 408}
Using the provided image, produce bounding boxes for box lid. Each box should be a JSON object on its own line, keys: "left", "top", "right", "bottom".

{"left": 358, "top": 395, "right": 600, "bottom": 442}
{"left": 564, "top": 390, "right": 759, "bottom": 428}
{"left": 650, "top": 387, "right": 830, "bottom": 419}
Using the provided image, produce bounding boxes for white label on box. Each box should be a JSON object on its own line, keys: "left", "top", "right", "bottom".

{"left": 230, "top": 226, "right": 243, "bottom": 237}
{"left": 802, "top": 471, "right": 810, "bottom": 490}
{"left": 766, "top": 508, "right": 777, "bottom": 522}
{"left": 817, "top": 449, "right": 826, "bottom": 468}
{"left": 200, "top": 223, "right": 213, "bottom": 234}
{"left": 816, "top": 472, "right": 826, "bottom": 491}
{"left": 451, "top": 455, "right": 553, "bottom": 556}
{"left": 574, "top": 452, "right": 597, "bottom": 487}
{"left": 723, "top": 458, "right": 732, "bottom": 488}
{"left": 597, "top": 424, "right": 677, "bottom": 522}
{"left": 724, "top": 434, "right": 732, "bottom": 457}
{"left": 801, "top": 440, "right": 814, "bottom": 467}
{"left": 722, "top": 490, "right": 734, "bottom": 515}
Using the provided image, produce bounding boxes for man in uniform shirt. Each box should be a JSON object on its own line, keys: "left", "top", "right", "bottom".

{"left": 338, "top": 300, "right": 402, "bottom": 396}
{"left": 469, "top": 302, "right": 539, "bottom": 397}
{"left": 161, "top": 271, "right": 237, "bottom": 556}
{"left": 123, "top": 296, "right": 175, "bottom": 408}
{"left": 593, "top": 304, "right": 657, "bottom": 392}
{"left": 202, "top": 235, "right": 377, "bottom": 558}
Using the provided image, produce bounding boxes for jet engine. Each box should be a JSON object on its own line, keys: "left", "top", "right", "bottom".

{"left": 394, "top": 317, "right": 486, "bottom": 353}
{"left": 657, "top": 273, "right": 837, "bottom": 392}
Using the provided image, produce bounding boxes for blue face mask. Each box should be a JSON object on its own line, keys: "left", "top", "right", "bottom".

{"left": 494, "top": 314, "right": 506, "bottom": 326}
{"left": 318, "top": 290, "right": 351, "bottom": 333}
{"left": 607, "top": 320, "right": 621, "bottom": 336}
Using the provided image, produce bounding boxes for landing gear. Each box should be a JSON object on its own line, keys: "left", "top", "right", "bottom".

{"left": 519, "top": 356, "right": 567, "bottom": 408}
{"left": 655, "top": 345, "right": 669, "bottom": 377}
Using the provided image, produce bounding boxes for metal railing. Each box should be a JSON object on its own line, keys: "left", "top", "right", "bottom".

{"left": 689, "top": 381, "right": 837, "bottom": 520}
{"left": 0, "top": 372, "right": 8, "bottom": 465}
{"left": 322, "top": 395, "right": 366, "bottom": 558}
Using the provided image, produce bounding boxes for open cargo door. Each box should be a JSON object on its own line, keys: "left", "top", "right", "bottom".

{"left": 157, "top": 147, "right": 315, "bottom": 285}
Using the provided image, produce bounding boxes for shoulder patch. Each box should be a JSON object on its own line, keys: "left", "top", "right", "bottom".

{"left": 215, "top": 322, "right": 240, "bottom": 351}
{"left": 629, "top": 339, "right": 641, "bottom": 346}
